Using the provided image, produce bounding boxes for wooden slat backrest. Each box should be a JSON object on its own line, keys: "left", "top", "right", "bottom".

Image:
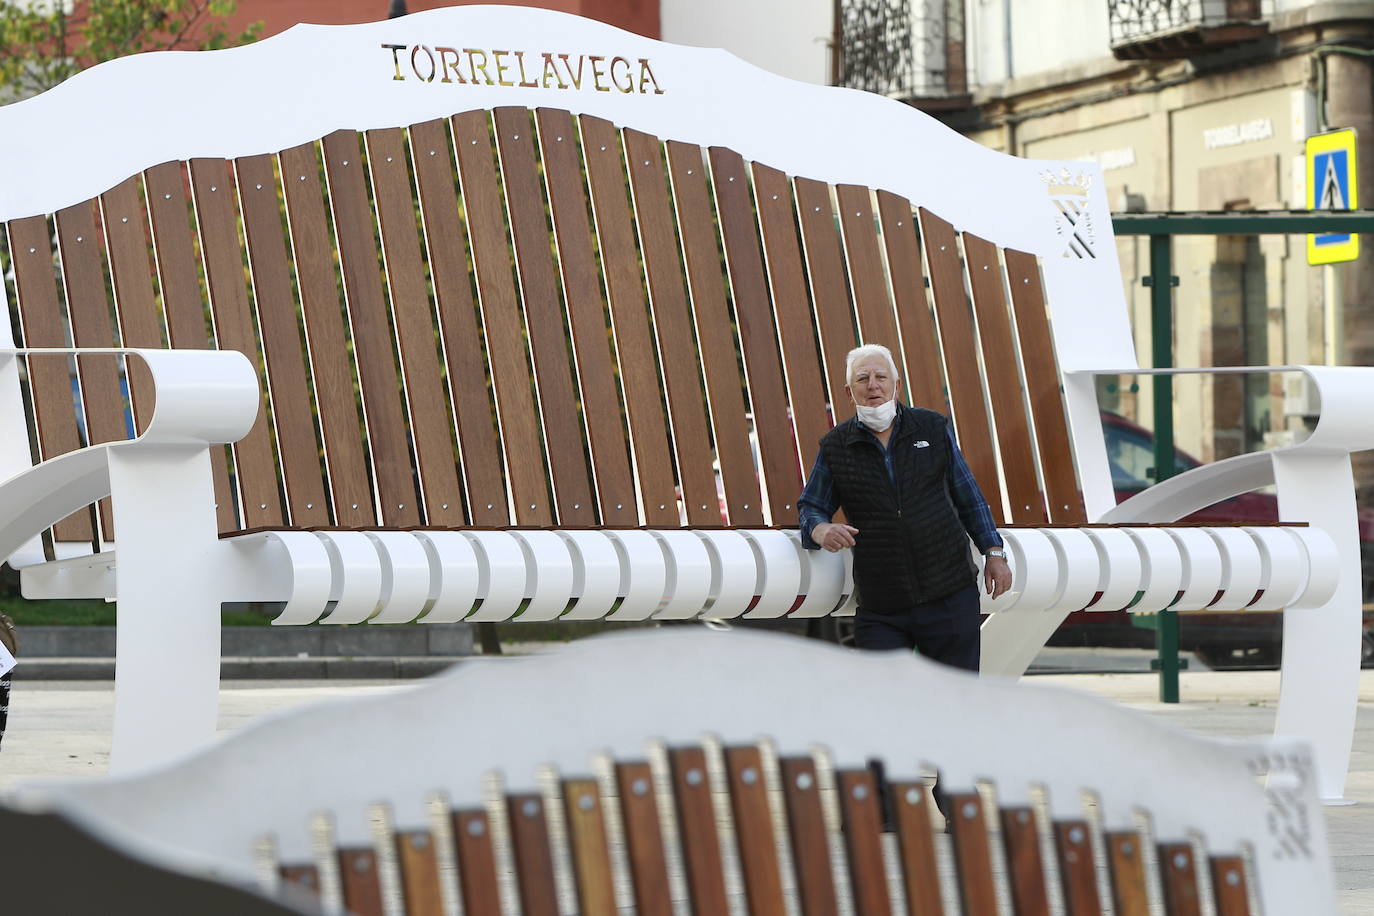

{"left": 4, "top": 105, "right": 1093, "bottom": 542}
{"left": 778, "top": 756, "right": 837, "bottom": 914}
{"left": 394, "top": 828, "right": 444, "bottom": 916}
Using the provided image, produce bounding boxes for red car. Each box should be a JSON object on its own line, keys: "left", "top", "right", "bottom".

{"left": 1052, "top": 412, "right": 1374, "bottom": 667}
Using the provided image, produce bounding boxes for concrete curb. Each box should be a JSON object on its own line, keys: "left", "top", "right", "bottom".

{"left": 12, "top": 656, "right": 465, "bottom": 680}
{"left": 15, "top": 624, "right": 476, "bottom": 659}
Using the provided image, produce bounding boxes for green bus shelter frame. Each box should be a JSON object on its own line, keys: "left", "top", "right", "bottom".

{"left": 1110, "top": 209, "right": 1374, "bottom": 702}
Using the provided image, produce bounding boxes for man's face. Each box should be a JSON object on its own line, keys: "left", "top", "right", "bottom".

{"left": 846, "top": 355, "right": 896, "bottom": 407}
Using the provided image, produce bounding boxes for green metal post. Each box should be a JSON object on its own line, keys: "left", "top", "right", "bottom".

{"left": 1148, "top": 234, "right": 1182, "bottom": 704}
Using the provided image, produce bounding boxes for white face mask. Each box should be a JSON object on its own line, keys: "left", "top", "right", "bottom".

{"left": 854, "top": 398, "right": 897, "bottom": 432}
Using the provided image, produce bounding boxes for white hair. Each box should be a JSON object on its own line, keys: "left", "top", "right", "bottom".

{"left": 845, "top": 344, "right": 900, "bottom": 385}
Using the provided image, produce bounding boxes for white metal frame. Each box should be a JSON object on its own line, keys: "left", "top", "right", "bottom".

{"left": 0, "top": 5, "right": 1370, "bottom": 798}
{"left": 12, "top": 629, "right": 1338, "bottom": 914}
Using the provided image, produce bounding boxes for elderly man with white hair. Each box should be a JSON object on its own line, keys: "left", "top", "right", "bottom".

{"left": 799, "top": 343, "right": 1011, "bottom": 671}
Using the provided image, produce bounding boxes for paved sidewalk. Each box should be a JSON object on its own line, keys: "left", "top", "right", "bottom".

{"left": 2, "top": 662, "right": 1371, "bottom": 912}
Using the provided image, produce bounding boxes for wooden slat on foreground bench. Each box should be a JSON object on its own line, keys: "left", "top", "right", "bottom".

{"left": 11, "top": 631, "right": 1336, "bottom": 914}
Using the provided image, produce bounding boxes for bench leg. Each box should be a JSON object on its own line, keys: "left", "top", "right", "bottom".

{"left": 978, "top": 611, "right": 1070, "bottom": 680}
{"left": 106, "top": 446, "right": 222, "bottom": 775}
{"left": 1273, "top": 450, "right": 1362, "bottom": 804}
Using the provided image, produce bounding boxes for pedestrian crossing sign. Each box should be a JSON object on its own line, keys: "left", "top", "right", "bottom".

{"left": 1307, "top": 128, "right": 1359, "bottom": 265}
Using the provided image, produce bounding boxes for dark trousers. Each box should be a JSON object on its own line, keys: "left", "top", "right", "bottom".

{"left": 855, "top": 583, "right": 981, "bottom": 826}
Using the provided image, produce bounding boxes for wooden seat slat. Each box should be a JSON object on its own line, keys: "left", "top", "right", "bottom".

{"left": 336, "top": 846, "right": 386, "bottom": 916}
{"left": 537, "top": 108, "right": 637, "bottom": 527}
{"left": 1158, "top": 841, "right": 1205, "bottom": 916}
{"left": 562, "top": 777, "right": 619, "bottom": 913}
{"left": 836, "top": 767, "right": 893, "bottom": 915}
{"left": 964, "top": 233, "right": 1050, "bottom": 525}
{"left": 710, "top": 148, "right": 800, "bottom": 526}
{"left": 581, "top": 116, "right": 679, "bottom": 527}
{"left": 1004, "top": 249, "right": 1088, "bottom": 524}
{"left": 613, "top": 762, "right": 673, "bottom": 916}
{"left": 890, "top": 780, "right": 945, "bottom": 916}
{"left": 724, "top": 745, "right": 787, "bottom": 915}
{"left": 1000, "top": 806, "right": 1052, "bottom": 916}
{"left": 664, "top": 141, "right": 764, "bottom": 527}
{"left": 8, "top": 215, "right": 95, "bottom": 543}
{"left": 409, "top": 119, "right": 506, "bottom": 527}
{"left": 99, "top": 176, "right": 162, "bottom": 437}
{"left": 752, "top": 165, "right": 831, "bottom": 477}
{"left": 624, "top": 128, "right": 719, "bottom": 527}
{"left": 319, "top": 132, "right": 421, "bottom": 527}
{"left": 504, "top": 793, "right": 560, "bottom": 916}
{"left": 1054, "top": 820, "right": 1105, "bottom": 915}
{"left": 450, "top": 809, "right": 503, "bottom": 916}
{"left": 493, "top": 108, "right": 597, "bottom": 526}
{"left": 235, "top": 154, "right": 331, "bottom": 528}
{"left": 919, "top": 209, "right": 1006, "bottom": 521}
{"left": 277, "top": 143, "right": 377, "bottom": 528}
{"left": 395, "top": 828, "right": 445, "bottom": 916}
{"left": 1104, "top": 830, "right": 1151, "bottom": 916}
{"left": 1210, "top": 855, "right": 1252, "bottom": 916}
{"left": 667, "top": 746, "right": 731, "bottom": 914}
{"left": 365, "top": 127, "right": 467, "bottom": 529}
{"left": 189, "top": 159, "right": 286, "bottom": 529}
{"left": 55, "top": 200, "right": 124, "bottom": 538}
{"left": 876, "top": 191, "right": 948, "bottom": 413}
{"left": 837, "top": 184, "right": 902, "bottom": 354}
{"left": 946, "top": 791, "right": 998, "bottom": 916}
{"left": 793, "top": 177, "right": 859, "bottom": 424}
{"left": 142, "top": 161, "right": 238, "bottom": 531}
{"left": 778, "top": 757, "right": 838, "bottom": 915}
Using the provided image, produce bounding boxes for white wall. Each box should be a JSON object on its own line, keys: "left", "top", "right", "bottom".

{"left": 660, "top": 0, "right": 833, "bottom": 85}
{"left": 974, "top": 0, "right": 1110, "bottom": 86}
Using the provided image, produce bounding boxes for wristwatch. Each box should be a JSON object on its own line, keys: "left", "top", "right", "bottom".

{"left": 986, "top": 549, "right": 1007, "bottom": 559}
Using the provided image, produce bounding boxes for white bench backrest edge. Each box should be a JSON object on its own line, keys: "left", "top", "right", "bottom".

{"left": 16, "top": 629, "right": 1334, "bottom": 912}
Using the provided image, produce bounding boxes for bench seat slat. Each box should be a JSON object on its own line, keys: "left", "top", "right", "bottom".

{"left": 582, "top": 115, "right": 680, "bottom": 527}
{"left": 920, "top": 208, "right": 1006, "bottom": 521}
{"left": 505, "top": 793, "right": 560, "bottom": 916}
{"left": 321, "top": 132, "right": 421, "bottom": 527}
{"left": 667, "top": 747, "right": 731, "bottom": 914}
{"left": 1004, "top": 248, "right": 1088, "bottom": 524}
{"left": 562, "top": 777, "right": 620, "bottom": 914}
{"left": 965, "top": 232, "right": 1050, "bottom": 525}
{"left": 876, "top": 190, "right": 949, "bottom": 413}
{"left": 7, "top": 215, "right": 94, "bottom": 543}
{"left": 366, "top": 127, "right": 467, "bottom": 529}
{"left": 409, "top": 119, "right": 506, "bottom": 527}
{"left": 190, "top": 158, "right": 285, "bottom": 530}
{"left": 665, "top": 140, "right": 764, "bottom": 527}
{"left": 1210, "top": 855, "right": 1252, "bottom": 916}
{"left": 891, "top": 780, "right": 945, "bottom": 916}
{"left": 100, "top": 176, "right": 162, "bottom": 437}
{"left": 278, "top": 142, "right": 377, "bottom": 528}
{"left": 779, "top": 757, "right": 839, "bottom": 915}
{"left": 1158, "top": 841, "right": 1205, "bottom": 916}
{"left": 1105, "top": 830, "right": 1151, "bottom": 916}
{"left": 55, "top": 200, "right": 124, "bottom": 538}
{"left": 1001, "top": 805, "right": 1052, "bottom": 916}
{"left": 235, "top": 154, "right": 331, "bottom": 528}
{"left": 450, "top": 809, "right": 503, "bottom": 916}
{"left": 395, "top": 828, "right": 445, "bottom": 916}
{"left": 1055, "top": 819, "right": 1105, "bottom": 915}
{"left": 337, "top": 846, "right": 386, "bottom": 916}
{"left": 537, "top": 108, "right": 638, "bottom": 527}
{"left": 142, "top": 161, "right": 238, "bottom": 531}
{"left": 793, "top": 177, "right": 859, "bottom": 425}
{"left": 947, "top": 791, "right": 999, "bottom": 916}
{"left": 724, "top": 745, "right": 787, "bottom": 915}
{"left": 614, "top": 762, "right": 673, "bottom": 916}
{"left": 624, "top": 128, "right": 719, "bottom": 527}
{"left": 836, "top": 767, "right": 893, "bottom": 915}
{"left": 752, "top": 165, "right": 831, "bottom": 478}
{"left": 494, "top": 108, "right": 598, "bottom": 527}
{"left": 710, "top": 148, "right": 800, "bottom": 526}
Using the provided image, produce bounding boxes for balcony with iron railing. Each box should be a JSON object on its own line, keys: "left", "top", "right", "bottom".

{"left": 832, "top": 0, "right": 971, "bottom": 111}
{"left": 1109, "top": 0, "right": 1271, "bottom": 60}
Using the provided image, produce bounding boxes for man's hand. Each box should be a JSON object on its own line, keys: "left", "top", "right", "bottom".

{"left": 812, "top": 522, "right": 858, "bottom": 552}
{"left": 984, "top": 555, "right": 1012, "bottom": 599}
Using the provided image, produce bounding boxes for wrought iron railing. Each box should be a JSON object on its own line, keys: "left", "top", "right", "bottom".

{"left": 835, "top": 0, "right": 968, "bottom": 101}
{"left": 1108, "top": 0, "right": 1267, "bottom": 46}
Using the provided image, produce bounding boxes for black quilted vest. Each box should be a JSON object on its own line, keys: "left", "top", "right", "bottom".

{"left": 818, "top": 405, "right": 977, "bottom": 611}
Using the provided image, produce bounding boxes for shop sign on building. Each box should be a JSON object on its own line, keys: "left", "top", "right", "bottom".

{"left": 1306, "top": 128, "right": 1359, "bottom": 265}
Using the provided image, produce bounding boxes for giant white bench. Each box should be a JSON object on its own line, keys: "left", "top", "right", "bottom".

{"left": 0, "top": 6, "right": 1368, "bottom": 799}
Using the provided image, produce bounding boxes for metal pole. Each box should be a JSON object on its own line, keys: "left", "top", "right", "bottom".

{"left": 1148, "top": 234, "right": 1182, "bottom": 703}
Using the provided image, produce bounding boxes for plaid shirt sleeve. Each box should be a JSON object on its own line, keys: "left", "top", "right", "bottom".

{"left": 797, "top": 451, "right": 838, "bottom": 550}
{"left": 946, "top": 424, "right": 1004, "bottom": 553}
